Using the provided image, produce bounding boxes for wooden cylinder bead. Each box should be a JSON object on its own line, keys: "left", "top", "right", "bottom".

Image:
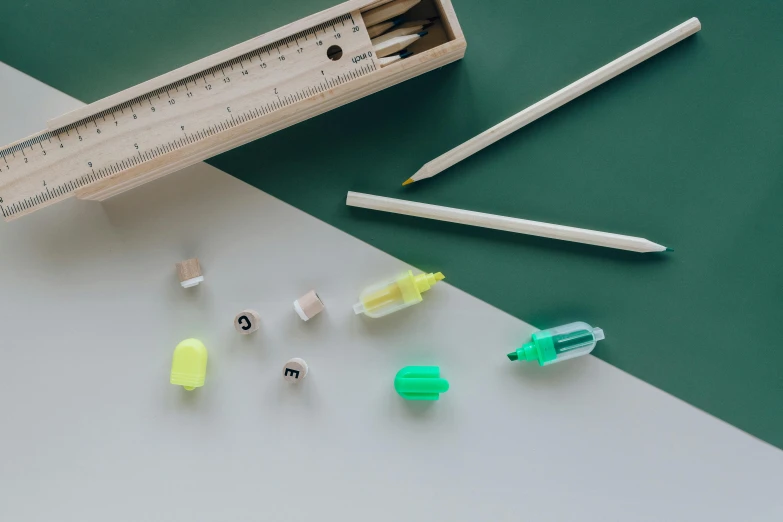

{"left": 293, "top": 290, "right": 325, "bottom": 321}
{"left": 234, "top": 309, "right": 261, "bottom": 334}
{"left": 283, "top": 358, "right": 308, "bottom": 383}
{"left": 176, "top": 258, "right": 203, "bottom": 288}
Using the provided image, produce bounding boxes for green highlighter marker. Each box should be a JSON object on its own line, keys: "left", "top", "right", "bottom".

{"left": 508, "top": 322, "right": 605, "bottom": 366}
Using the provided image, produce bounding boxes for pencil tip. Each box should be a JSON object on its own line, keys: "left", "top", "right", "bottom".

{"left": 402, "top": 178, "right": 414, "bottom": 186}
{"left": 665, "top": 247, "right": 674, "bottom": 252}
{"left": 418, "top": 31, "right": 429, "bottom": 37}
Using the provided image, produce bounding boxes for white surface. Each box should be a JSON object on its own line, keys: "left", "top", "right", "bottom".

{"left": 1, "top": 61, "right": 782, "bottom": 521}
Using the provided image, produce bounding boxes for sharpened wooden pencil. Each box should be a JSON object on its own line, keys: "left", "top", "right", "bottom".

{"left": 346, "top": 192, "right": 671, "bottom": 253}
{"left": 374, "top": 31, "right": 427, "bottom": 58}
{"left": 379, "top": 51, "right": 413, "bottom": 67}
{"left": 402, "top": 17, "right": 702, "bottom": 186}
{"left": 367, "top": 18, "right": 402, "bottom": 38}
{"left": 372, "top": 25, "right": 425, "bottom": 45}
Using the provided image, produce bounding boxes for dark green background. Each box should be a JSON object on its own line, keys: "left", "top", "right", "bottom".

{"left": 2, "top": 1, "right": 782, "bottom": 448}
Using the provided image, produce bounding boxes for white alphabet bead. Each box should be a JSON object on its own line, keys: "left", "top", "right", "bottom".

{"left": 283, "top": 358, "right": 308, "bottom": 383}
{"left": 234, "top": 309, "right": 260, "bottom": 334}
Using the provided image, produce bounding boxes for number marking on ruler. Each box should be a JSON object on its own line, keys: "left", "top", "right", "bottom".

{"left": 0, "top": 12, "right": 376, "bottom": 220}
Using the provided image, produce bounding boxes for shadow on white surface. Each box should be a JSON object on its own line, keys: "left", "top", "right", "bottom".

{"left": 1, "top": 60, "right": 782, "bottom": 522}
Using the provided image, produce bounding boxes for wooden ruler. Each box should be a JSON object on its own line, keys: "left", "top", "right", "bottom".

{"left": 0, "top": 6, "right": 379, "bottom": 221}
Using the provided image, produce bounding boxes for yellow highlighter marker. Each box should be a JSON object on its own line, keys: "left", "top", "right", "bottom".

{"left": 353, "top": 270, "right": 444, "bottom": 318}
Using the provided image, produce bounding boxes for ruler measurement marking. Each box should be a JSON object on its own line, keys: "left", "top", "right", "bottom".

{"left": 1, "top": 13, "right": 365, "bottom": 217}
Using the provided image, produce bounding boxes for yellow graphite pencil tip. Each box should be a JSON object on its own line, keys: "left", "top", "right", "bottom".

{"left": 402, "top": 178, "right": 414, "bottom": 186}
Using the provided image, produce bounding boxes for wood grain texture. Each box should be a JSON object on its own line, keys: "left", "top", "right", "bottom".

{"left": 0, "top": 0, "right": 465, "bottom": 219}
{"left": 363, "top": 0, "right": 420, "bottom": 27}
{"left": 294, "top": 290, "right": 325, "bottom": 321}
{"left": 367, "top": 20, "right": 398, "bottom": 38}
{"left": 176, "top": 258, "right": 203, "bottom": 285}
{"left": 48, "top": 0, "right": 381, "bottom": 131}
{"left": 80, "top": 24, "right": 464, "bottom": 201}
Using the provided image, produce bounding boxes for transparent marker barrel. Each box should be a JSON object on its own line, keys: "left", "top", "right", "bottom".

{"left": 508, "top": 322, "right": 605, "bottom": 366}
{"left": 353, "top": 270, "right": 444, "bottom": 318}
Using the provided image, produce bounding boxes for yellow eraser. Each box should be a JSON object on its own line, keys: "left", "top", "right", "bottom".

{"left": 170, "top": 338, "right": 208, "bottom": 390}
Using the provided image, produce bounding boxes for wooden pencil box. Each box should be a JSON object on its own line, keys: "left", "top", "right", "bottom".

{"left": 0, "top": 0, "right": 465, "bottom": 212}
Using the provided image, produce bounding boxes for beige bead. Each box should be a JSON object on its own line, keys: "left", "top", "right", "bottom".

{"left": 176, "top": 258, "right": 203, "bottom": 288}
{"left": 283, "top": 358, "right": 308, "bottom": 383}
{"left": 293, "top": 290, "right": 325, "bottom": 321}
{"left": 234, "top": 309, "right": 260, "bottom": 334}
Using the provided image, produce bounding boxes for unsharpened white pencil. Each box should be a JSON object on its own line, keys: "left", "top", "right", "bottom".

{"left": 363, "top": 0, "right": 421, "bottom": 27}
{"left": 374, "top": 31, "right": 427, "bottom": 58}
{"left": 346, "top": 192, "right": 671, "bottom": 253}
{"left": 372, "top": 25, "right": 425, "bottom": 45}
{"left": 402, "top": 17, "right": 702, "bottom": 185}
